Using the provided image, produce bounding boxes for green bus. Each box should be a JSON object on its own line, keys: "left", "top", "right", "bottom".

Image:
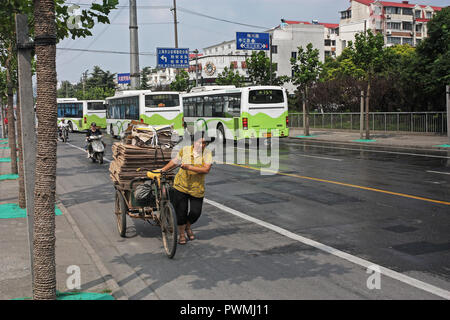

{"left": 57, "top": 98, "right": 106, "bottom": 131}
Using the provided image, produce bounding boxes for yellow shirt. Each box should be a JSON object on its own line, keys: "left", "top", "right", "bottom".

{"left": 173, "top": 146, "right": 212, "bottom": 198}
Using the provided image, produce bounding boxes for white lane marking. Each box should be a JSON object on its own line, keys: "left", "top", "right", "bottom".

{"left": 234, "top": 146, "right": 342, "bottom": 161}
{"left": 204, "top": 198, "right": 450, "bottom": 300}
{"left": 427, "top": 170, "right": 450, "bottom": 176}
{"left": 67, "top": 142, "right": 112, "bottom": 163}
{"left": 288, "top": 142, "right": 450, "bottom": 159}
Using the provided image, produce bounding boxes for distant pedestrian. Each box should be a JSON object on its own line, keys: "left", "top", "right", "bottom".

{"left": 3, "top": 117, "right": 7, "bottom": 135}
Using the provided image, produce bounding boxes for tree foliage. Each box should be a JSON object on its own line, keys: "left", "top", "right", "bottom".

{"left": 170, "top": 70, "right": 190, "bottom": 92}
{"left": 216, "top": 66, "right": 245, "bottom": 87}
{"left": 246, "top": 51, "right": 287, "bottom": 86}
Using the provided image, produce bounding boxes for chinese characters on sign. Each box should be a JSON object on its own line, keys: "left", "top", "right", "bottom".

{"left": 117, "top": 73, "right": 131, "bottom": 84}
{"left": 157, "top": 48, "right": 190, "bottom": 68}
{"left": 236, "top": 32, "right": 270, "bottom": 51}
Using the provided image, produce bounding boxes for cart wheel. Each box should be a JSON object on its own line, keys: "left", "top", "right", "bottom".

{"left": 115, "top": 190, "right": 127, "bottom": 237}
{"left": 160, "top": 201, "right": 177, "bottom": 259}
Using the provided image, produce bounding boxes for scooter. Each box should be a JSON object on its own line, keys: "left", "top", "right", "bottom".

{"left": 87, "top": 135, "right": 105, "bottom": 164}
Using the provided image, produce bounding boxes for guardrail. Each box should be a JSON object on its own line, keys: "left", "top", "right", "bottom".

{"left": 288, "top": 112, "right": 448, "bottom": 134}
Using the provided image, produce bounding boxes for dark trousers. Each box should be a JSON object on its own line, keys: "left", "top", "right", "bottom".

{"left": 172, "top": 188, "right": 204, "bottom": 226}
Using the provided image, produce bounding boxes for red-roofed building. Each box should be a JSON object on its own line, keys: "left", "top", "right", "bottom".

{"left": 337, "top": 0, "right": 445, "bottom": 55}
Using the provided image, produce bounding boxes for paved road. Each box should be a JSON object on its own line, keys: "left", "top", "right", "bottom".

{"left": 55, "top": 133, "right": 450, "bottom": 299}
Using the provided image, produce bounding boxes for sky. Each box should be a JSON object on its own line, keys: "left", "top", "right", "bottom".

{"left": 56, "top": 0, "right": 449, "bottom": 83}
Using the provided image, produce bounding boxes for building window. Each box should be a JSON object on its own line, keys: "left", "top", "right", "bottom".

{"left": 415, "top": 24, "right": 422, "bottom": 32}
{"left": 387, "top": 36, "right": 401, "bottom": 45}
{"left": 215, "top": 47, "right": 218, "bottom": 52}
{"left": 332, "top": 40, "right": 336, "bottom": 46}
{"left": 291, "top": 51, "right": 297, "bottom": 59}
{"left": 325, "top": 51, "right": 331, "bottom": 57}
{"left": 324, "top": 39, "right": 332, "bottom": 46}
{"left": 387, "top": 22, "right": 401, "bottom": 30}
{"left": 271, "top": 45, "right": 278, "bottom": 54}
{"left": 374, "top": 6, "right": 382, "bottom": 15}
{"left": 228, "top": 44, "right": 231, "bottom": 49}
{"left": 402, "top": 22, "right": 412, "bottom": 31}
{"left": 402, "top": 37, "right": 413, "bottom": 45}
{"left": 386, "top": 7, "right": 402, "bottom": 15}
{"left": 402, "top": 8, "right": 413, "bottom": 15}
{"left": 415, "top": 10, "right": 421, "bottom": 18}
{"left": 426, "top": 11, "right": 432, "bottom": 19}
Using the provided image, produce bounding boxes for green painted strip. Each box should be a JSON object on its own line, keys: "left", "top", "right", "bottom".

{"left": 0, "top": 147, "right": 9, "bottom": 149}
{"left": 0, "top": 203, "right": 62, "bottom": 219}
{"left": 352, "top": 139, "right": 377, "bottom": 142}
{"left": 0, "top": 157, "right": 11, "bottom": 162}
{"left": 434, "top": 144, "right": 450, "bottom": 148}
{"left": 13, "top": 291, "right": 114, "bottom": 300}
{"left": 0, "top": 174, "right": 19, "bottom": 180}
{"left": 0, "top": 142, "right": 8, "bottom": 144}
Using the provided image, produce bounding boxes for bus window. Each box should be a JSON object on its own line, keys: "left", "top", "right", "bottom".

{"left": 212, "top": 95, "right": 224, "bottom": 117}
{"left": 145, "top": 94, "right": 179, "bottom": 108}
{"left": 204, "top": 96, "right": 213, "bottom": 117}
{"left": 88, "top": 102, "right": 106, "bottom": 110}
{"left": 227, "top": 93, "right": 241, "bottom": 116}
{"left": 195, "top": 97, "right": 204, "bottom": 117}
{"left": 249, "top": 89, "right": 284, "bottom": 104}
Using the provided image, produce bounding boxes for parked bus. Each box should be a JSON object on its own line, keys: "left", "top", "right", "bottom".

{"left": 105, "top": 90, "right": 183, "bottom": 138}
{"left": 182, "top": 86, "right": 289, "bottom": 141}
{"left": 57, "top": 98, "right": 107, "bottom": 132}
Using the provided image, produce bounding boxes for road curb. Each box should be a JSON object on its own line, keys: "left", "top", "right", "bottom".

{"left": 56, "top": 198, "right": 128, "bottom": 300}
{"left": 288, "top": 136, "right": 450, "bottom": 151}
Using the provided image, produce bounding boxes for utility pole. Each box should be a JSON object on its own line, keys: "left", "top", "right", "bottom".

{"left": 16, "top": 13, "right": 37, "bottom": 292}
{"left": 129, "top": 0, "right": 140, "bottom": 89}
{"left": 172, "top": 0, "right": 179, "bottom": 48}
{"left": 360, "top": 90, "right": 364, "bottom": 139}
{"left": 269, "top": 33, "right": 273, "bottom": 85}
{"left": 447, "top": 85, "right": 450, "bottom": 145}
{"left": 194, "top": 49, "right": 199, "bottom": 87}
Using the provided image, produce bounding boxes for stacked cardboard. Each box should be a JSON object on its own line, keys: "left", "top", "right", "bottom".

{"left": 109, "top": 123, "right": 178, "bottom": 188}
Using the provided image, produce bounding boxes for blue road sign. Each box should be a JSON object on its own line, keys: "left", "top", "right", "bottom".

{"left": 117, "top": 73, "right": 130, "bottom": 84}
{"left": 236, "top": 32, "right": 270, "bottom": 51}
{"left": 157, "top": 48, "right": 189, "bottom": 68}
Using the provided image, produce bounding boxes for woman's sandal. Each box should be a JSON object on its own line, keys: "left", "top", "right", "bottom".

{"left": 178, "top": 235, "right": 187, "bottom": 245}
{"left": 185, "top": 228, "right": 195, "bottom": 241}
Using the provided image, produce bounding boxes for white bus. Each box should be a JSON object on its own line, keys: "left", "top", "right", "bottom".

{"left": 105, "top": 90, "right": 183, "bottom": 137}
{"left": 182, "top": 86, "right": 289, "bottom": 141}
{"left": 57, "top": 98, "right": 107, "bottom": 132}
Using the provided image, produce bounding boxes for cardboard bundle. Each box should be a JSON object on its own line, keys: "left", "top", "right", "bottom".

{"left": 124, "top": 122, "right": 178, "bottom": 149}
{"left": 109, "top": 142, "right": 176, "bottom": 188}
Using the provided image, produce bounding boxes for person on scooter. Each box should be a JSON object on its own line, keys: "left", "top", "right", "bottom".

{"left": 58, "top": 119, "right": 69, "bottom": 141}
{"left": 85, "top": 122, "right": 103, "bottom": 158}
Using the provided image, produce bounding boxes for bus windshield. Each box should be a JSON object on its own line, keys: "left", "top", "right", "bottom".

{"left": 248, "top": 89, "right": 284, "bottom": 104}
{"left": 145, "top": 94, "right": 179, "bottom": 108}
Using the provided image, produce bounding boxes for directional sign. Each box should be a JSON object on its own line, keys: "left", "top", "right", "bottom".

{"left": 157, "top": 48, "right": 189, "bottom": 68}
{"left": 236, "top": 32, "right": 270, "bottom": 51}
{"left": 117, "top": 73, "right": 130, "bottom": 84}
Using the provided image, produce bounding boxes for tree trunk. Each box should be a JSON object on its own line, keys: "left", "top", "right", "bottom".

{"left": 303, "top": 88, "right": 310, "bottom": 136}
{"left": 6, "top": 53, "right": 18, "bottom": 174}
{"left": 33, "top": 0, "right": 57, "bottom": 300}
{"left": 365, "top": 79, "right": 370, "bottom": 140}
{"left": 1, "top": 103, "right": 6, "bottom": 138}
{"left": 16, "top": 90, "right": 26, "bottom": 208}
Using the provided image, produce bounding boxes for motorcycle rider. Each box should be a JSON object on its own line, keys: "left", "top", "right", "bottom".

{"left": 85, "top": 122, "right": 103, "bottom": 158}
{"left": 58, "top": 119, "right": 69, "bottom": 141}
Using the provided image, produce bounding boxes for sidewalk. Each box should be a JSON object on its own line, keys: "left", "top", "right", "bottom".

{"left": 0, "top": 143, "right": 124, "bottom": 300}
{"left": 289, "top": 128, "right": 450, "bottom": 150}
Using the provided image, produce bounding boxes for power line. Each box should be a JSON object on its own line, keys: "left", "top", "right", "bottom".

{"left": 65, "top": 2, "right": 170, "bottom": 9}
{"left": 57, "top": 47, "right": 156, "bottom": 56}
{"left": 177, "top": 6, "right": 271, "bottom": 30}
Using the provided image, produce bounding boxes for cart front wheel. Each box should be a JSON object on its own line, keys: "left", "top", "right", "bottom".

{"left": 160, "top": 201, "right": 177, "bottom": 259}
{"left": 115, "top": 190, "right": 127, "bottom": 237}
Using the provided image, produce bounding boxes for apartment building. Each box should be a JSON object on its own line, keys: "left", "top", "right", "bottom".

{"left": 337, "top": 0, "right": 443, "bottom": 55}
{"left": 188, "top": 21, "right": 325, "bottom": 93}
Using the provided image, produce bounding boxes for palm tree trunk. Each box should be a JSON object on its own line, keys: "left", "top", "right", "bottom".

{"left": 16, "top": 88, "right": 26, "bottom": 208}
{"left": 33, "top": 0, "right": 57, "bottom": 300}
{"left": 6, "top": 53, "right": 18, "bottom": 174}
